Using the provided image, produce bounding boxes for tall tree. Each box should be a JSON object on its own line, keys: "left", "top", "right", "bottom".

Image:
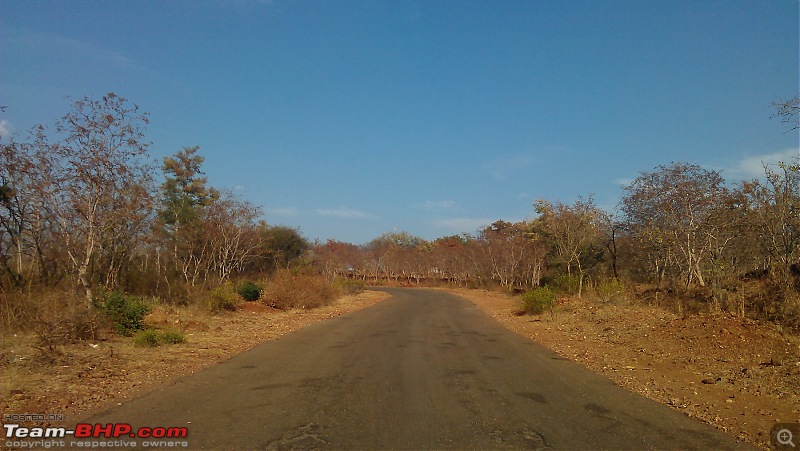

{"left": 258, "top": 224, "right": 309, "bottom": 270}
{"left": 0, "top": 127, "right": 66, "bottom": 288}
{"left": 157, "top": 146, "right": 218, "bottom": 285}
{"left": 53, "top": 93, "right": 154, "bottom": 306}
{"left": 741, "top": 163, "right": 800, "bottom": 288}
{"left": 205, "top": 190, "right": 262, "bottom": 280}
{"left": 0, "top": 138, "right": 36, "bottom": 286}
{"left": 621, "top": 162, "right": 727, "bottom": 288}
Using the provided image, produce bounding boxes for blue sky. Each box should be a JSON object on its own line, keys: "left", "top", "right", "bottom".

{"left": 2, "top": 0, "right": 798, "bottom": 244}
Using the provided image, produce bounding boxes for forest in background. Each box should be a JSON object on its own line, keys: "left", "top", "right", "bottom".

{"left": 1, "top": 93, "right": 799, "bottom": 335}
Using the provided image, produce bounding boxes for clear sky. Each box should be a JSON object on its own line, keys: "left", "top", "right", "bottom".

{"left": 2, "top": 0, "right": 798, "bottom": 244}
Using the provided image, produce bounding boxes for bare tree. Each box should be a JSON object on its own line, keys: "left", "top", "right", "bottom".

{"left": 772, "top": 95, "right": 799, "bottom": 132}
{"left": 53, "top": 93, "right": 155, "bottom": 306}
{"left": 314, "top": 239, "right": 363, "bottom": 280}
{"left": 206, "top": 190, "right": 263, "bottom": 281}
{"left": 621, "top": 162, "right": 728, "bottom": 289}
{"left": 742, "top": 163, "right": 800, "bottom": 286}
{"left": 0, "top": 139, "right": 35, "bottom": 286}
{"left": 478, "top": 221, "right": 545, "bottom": 289}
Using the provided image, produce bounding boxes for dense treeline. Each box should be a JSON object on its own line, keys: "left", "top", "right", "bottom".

{"left": 2, "top": 93, "right": 799, "bottom": 329}
{"left": 0, "top": 94, "right": 308, "bottom": 312}
{"left": 314, "top": 159, "right": 800, "bottom": 326}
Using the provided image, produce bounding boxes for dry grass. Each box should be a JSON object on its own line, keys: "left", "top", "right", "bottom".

{"left": 1, "top": 289, "right": 390, "bottom": 422}
{"left": 262, "top": 270, "right": 337, "bottom": 310}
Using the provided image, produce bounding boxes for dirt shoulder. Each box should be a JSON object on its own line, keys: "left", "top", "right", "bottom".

{"left": 0, "top": 290, "right": 390, "bottom": 424}
{"left": 449, "top": 288, "right": 800, "bottom": 449}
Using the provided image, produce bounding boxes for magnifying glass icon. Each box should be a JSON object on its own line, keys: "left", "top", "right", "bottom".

{"left": 778, "top": 429, "right": 796, "bottom": 448}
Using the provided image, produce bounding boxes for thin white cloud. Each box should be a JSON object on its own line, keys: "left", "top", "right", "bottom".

{"left": 315, "top": 207, "right": 374, "bottom": 219}
{"left": 727, "top": 148, "right": 799, "bottom": 179}
{"left": 13, "top": 31, "right": 137, "bottom": 69}
{"left": 0, "top": 120, "right": 13, "bottom": 138}
{"left": 616, "top": 150, "right": 800, "bottom": 187}
{"left": 266, "top": 207, "right": 300, "bottom": 217}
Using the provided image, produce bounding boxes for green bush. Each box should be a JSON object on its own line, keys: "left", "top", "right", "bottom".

{"left": 550, "top": 274, "right": 581, "bottom": 295}
{"left": 237, "top": 281, "right": 263, "bottom": 302}
{"left": 596, "top": 278, "right": 625, "bottom": 303}
{"left": 206, "top": 284, "right": 238, "bottom": 313}
{"left": 158, "top": 330, "right": 186, "bottom": 345}
{"left": 521, "top": 286, "right": 557, "bottom": 315}
{"left": 132, "top": 329, "right": 186, "bottom": 347}
{"left": 102, "top": 291, "right": 151, "bottom": 336}
{"left": 132, "top": 329, "right": 160, "bottom": 347}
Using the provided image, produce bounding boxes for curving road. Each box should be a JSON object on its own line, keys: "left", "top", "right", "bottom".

{"left": 86, "top": 288, "right": 750, "bottom": 449}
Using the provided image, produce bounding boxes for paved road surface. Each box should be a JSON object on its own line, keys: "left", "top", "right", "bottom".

{"left": 87, "top": 288, "right": 750, "bottom": 449}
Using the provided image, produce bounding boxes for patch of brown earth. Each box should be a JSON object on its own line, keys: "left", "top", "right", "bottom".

{"left": 0, "top": 290, "right": 389, "bottom": 425}
{"left": 449, "top": 288, "right": 800, "bottom": 449}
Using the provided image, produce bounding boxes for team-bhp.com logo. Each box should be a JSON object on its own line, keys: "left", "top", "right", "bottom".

{"left": 4, "top": 422, "right": 188, "bottom": 439}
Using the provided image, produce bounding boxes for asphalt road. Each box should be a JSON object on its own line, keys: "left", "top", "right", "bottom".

{"left": 86, "top": 288, "right": 750, "bottom": 449}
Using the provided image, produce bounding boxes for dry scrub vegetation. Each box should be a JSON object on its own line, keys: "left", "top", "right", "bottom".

{"left": 453, "top": 286, "right": 800, "bottom": 449}
{"left": 1, "top": 286, "right": 389, "bottom": 423}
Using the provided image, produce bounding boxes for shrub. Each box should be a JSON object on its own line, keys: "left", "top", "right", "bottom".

{"left": 132, "top": 329, "right": 160, "bottom": 347}
{"left": 102, "top": 291, "right": 151, "bottom": 336}
{"left": 131, "top": 329, "right": 186, "bottom": 347}
{"left": 207, "top": 285, "right": 238, "bottom": 313}
{"left": 333, "top": 278, "right": 365, "bottom": 295}
{"left": 263, "top": 270, "right": 337, "bottom": 310}
{"left": 158, "top": 330, "right": 186, "bottom": 345}
{"left": 550, "top": 274, "right": 581, "bottom": 295}
{"left": 34, "top": 309, "right": 101, "bottom": 351}
{"left": 596, "top": 278, "right": 626, "bottom": 303}
{"left": 164, "top": 282, "right": 191, "bottom": 306}
{"left": 237, "top": 281, "right": 263, "bottom": 302}
{"left": 521, "top": 286, "right": 557, "bottom": 315}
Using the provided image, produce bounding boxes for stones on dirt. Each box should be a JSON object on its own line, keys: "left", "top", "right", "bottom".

{"left": 701, "top": 376, "right": 728, "bottom": 384}
{"left": 758, "top": 357, "right": 782, "bottom": 367}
